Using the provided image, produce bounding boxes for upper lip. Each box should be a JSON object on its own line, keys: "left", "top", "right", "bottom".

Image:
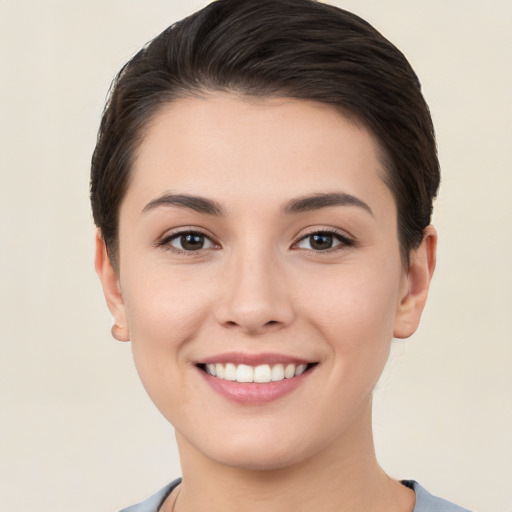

{"left": 195, "top": 352, "right": 315, "bottom": 366}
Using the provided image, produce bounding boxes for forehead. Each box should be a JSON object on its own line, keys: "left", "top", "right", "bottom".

{"left": 125, "top": 93, "right": 392, "bottom": 216}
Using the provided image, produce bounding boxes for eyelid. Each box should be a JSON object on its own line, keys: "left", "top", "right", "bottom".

{"left": 155, "top": 227, "right": 221, "bottom": 254}
{"left": 292, "top": 227, "right": 355, "bottom": 251}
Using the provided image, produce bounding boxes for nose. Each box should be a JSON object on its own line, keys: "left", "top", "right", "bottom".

{"left": 213, "top": 249, "right": 295, "bottom": 335}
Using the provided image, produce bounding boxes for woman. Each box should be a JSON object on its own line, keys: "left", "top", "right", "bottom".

{"left": 91, "top": 1, "right": 470, "bottom": 511}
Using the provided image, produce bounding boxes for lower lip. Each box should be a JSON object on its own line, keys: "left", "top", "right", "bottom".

{"left": 197, "top": 367, "right": 314, "bottom": 405}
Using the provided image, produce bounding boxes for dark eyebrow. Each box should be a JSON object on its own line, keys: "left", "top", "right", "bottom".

{"left": 281, "top": 192, "right": 373, "bottom": 216}
{"left": 142, "top": 193, "right": 225, "bottom": 216}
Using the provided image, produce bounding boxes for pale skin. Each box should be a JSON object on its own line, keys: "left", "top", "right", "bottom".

{"left": 96, "top": 93, "right": 437, "bottom": 512}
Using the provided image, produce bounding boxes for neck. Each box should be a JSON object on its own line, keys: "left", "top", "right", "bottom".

{"left": 169, "top": 398, "right": 414, "bottom": 512}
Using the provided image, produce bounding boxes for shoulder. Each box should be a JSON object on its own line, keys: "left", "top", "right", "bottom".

{"left": 119, "top": 479, "right": 181, "bottom": 512}
{"left": 402, "top": 481, "right": 472, "bottom": 512}
{"left": 119, "top": 478, "right": 472, "bottom": 512}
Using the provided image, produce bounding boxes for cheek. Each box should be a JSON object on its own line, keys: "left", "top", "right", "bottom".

{"left": 295, "top": 265, "right": 403, "bottom": 426}
{"left": 120, "top": 267, "right": 212, "bottom": 375}
{"left": 297, "top": 261, "right": 402, "bottom": 367}
{"left": 119, "top": 267, "right": 217, "bottom": 423}
{"left": 305, "top": 265, "right": 399, "bottom": 329}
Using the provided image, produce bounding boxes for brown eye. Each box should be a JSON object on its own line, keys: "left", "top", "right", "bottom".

{"left": 295, "top": 230, "right": 352, "bottom": 252}
{"left": 182, "top": 233, "right": 205, "bottom": 250}
{"left": 168, "top": 231, "right": 214, "bottom": 252}
{"left": 309, "top": 233, "right": 334, "bottom": 250}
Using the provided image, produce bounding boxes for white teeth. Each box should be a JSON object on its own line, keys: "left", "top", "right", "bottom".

{"left": 295, "top": 364, "right": 307, "bottom": 376}
{"left": 284, "top": 363, "right": 296, "bottom": 379}
{"left": 224, "top": 363, "right": 237, "bottom": 381}
{"left": 204, "top": 362, "right": 312, "bottom": 383}
{"left": 215, "top": 363, "right": 225, "bottom": 379}
{"left": 271, "top": 364, "right": 285, "bottom": 382}
{"left": 236, "top": 364, "right": 254, "bottom": 383}
{"left": 254, "top": 364, "right": 272, "bottom": 383}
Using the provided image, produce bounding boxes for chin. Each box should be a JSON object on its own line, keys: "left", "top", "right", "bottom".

{"left": 211, "top": 443, "right": 306, "bottom": 472}
{"left": 181, "top": 423, "right": 325, "bottom": 473}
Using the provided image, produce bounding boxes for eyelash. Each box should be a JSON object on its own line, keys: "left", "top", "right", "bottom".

{"left": 293, "top": 228, "right": 355, "bottom": 253}
{"left": 156, "top": 230, "right": 220, "bottom": 255}
{"left": 156, "top": 228, "right": 355, "bottom": 255}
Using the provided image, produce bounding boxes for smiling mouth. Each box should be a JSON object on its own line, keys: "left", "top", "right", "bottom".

{"left": 197, "top": 362, "right": 317, "bottom": 383}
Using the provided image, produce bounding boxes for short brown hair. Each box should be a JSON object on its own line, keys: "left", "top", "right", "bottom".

{"left": 91, "top": 0, "right": 439, "bottom": 267}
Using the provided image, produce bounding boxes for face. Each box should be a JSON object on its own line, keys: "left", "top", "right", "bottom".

{"left": 98, "top": 93, "right": 433, "bottom": 471}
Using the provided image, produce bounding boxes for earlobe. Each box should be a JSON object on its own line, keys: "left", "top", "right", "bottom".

{"left": 393, "top": 225, "right": 437, "bottom": 339}
{"left": 94, "top": 229, "right": 130, "bottom": 342}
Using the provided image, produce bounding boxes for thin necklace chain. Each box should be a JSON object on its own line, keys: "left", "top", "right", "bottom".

{"left": 171, "top": 485, "right": 182, "bottom": 512}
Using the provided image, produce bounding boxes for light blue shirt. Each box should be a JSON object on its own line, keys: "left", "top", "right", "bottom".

{"left": 119, "top": 478, "right": 471, "bottom": 512}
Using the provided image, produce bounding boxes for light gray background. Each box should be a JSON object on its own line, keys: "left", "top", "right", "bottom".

{"left": 1, "top": 1, "right": 510, "bottom": 511}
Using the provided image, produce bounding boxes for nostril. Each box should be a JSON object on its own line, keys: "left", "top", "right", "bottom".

{"left": 223, "top": 319, "right": 281, "bottom": 329}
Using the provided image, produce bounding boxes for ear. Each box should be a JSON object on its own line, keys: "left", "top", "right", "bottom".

{"left": 94, "top": 229, "right": 130, "bottom": 342}
{"left": 393, "top": 225, "right": 437, "bottom": 339}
